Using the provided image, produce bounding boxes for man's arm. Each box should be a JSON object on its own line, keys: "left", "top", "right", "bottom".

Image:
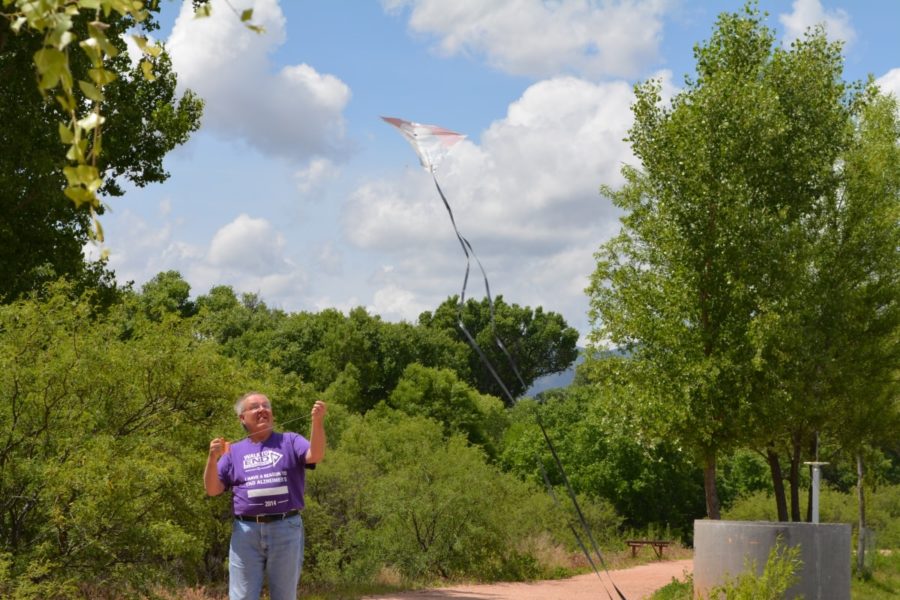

{"left": 204, "top": 438, "right": 227, "bottom": 496}
{"left": 305, "top": 401, "right": 327, "bottom": 464}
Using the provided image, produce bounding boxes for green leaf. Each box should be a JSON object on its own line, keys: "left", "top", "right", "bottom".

{"left": 78, "top": 80, "right": 104, "bottom": 102}
{"left": 58, "top": 123, "right": 74, "bottom": 144}
{"left": 76, "top": 112, "right": 105, "bottom": 131}
{"left": 140, "top": 60, "right": 157, "bottom": 82}
{"left": 195, "top": 3, "right": 212, "bottom": 18}
{"left": 33, "top": 48, "right": 67, "bottom": 90}
{"left": 55, "top": 94, "right": 76, "bottom": 112}
{"left": 64, "top": 185, "right": 95, "bottom": 208}
{"left": 240, "top": 9, "right": 253, "bottom": 22}
{"left": 88, "top": 67, "right": 117, "bottom": 86}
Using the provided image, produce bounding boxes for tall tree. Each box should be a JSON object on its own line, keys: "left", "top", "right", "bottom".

{"left": 0, "top": 9, "right": 202, "bottom": 300}
{"left": 419, "top": 296, "right": 579, "bottom": 404}
{"left": 586, "top": 4, "right": 865, "bottom": 519}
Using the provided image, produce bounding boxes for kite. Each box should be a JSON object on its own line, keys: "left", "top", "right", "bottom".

{"left": 380, "top": 117, "right": 466, "bottom": 173}
{"left": 383, "top": 116, "right": 628, "bottom": 600}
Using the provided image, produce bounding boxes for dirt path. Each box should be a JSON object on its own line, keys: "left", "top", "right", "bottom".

{"left": 362, "top": 559, "right": 693, "bottom": 600}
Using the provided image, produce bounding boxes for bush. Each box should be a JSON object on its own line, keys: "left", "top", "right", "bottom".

{"left": 707, "top": 541, "right": 801, "bottom": 600}
{"left": 303, "top": 409, "right": 575, "bottom": 583}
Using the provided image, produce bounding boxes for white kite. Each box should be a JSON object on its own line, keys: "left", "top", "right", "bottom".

{"left": 381, "top": 116, "right": 466, "bottom": 173}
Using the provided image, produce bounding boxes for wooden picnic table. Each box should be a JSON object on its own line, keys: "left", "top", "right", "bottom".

{"left": 626, "top": 539, "right": 671, "bottom": 559}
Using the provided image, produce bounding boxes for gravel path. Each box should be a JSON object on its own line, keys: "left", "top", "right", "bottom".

{"left": 362, "top": 559, "right": 693, "bottom": 600}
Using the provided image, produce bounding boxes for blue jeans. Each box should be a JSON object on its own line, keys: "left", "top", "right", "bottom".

{"left": 229, "top": 515, "right": 305, "bottom": 600}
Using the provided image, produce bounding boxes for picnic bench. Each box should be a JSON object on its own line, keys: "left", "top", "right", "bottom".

{"left": 626, "top": 539, "right": 671, "bottom": 559}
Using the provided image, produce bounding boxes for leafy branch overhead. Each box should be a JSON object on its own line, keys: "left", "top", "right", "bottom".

{"left": 1, "top": 0, "right": 261, "bottom": 241}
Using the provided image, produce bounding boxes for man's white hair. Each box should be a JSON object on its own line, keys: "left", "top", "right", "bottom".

{"left": 235, "top": 391, "right": 269, "bottom": 416}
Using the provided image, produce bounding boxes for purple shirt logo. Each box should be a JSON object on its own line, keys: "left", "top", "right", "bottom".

{"left": 243, "top": 449, "right": 284, "bottom": 471}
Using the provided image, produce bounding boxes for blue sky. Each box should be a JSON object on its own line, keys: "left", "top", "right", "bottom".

{"left": 95, "top": 0, "right": 900, "bottom": 340}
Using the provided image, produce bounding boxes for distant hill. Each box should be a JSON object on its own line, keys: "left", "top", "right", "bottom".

{"left": 525, "top": 349, "right": 585, "bottom": 396}
{"left": 524, "top": 347, "right": 625, "bottom": 396}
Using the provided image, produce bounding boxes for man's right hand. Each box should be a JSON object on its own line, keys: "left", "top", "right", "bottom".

{"left": 209, "top": 437, "right": 229, "bottom": 460}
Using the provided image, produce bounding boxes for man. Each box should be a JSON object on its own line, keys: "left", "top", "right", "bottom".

{"left": 205, "top": 392, "right": 326, "bottom": 600}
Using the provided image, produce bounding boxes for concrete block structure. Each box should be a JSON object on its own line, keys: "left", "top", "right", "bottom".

{"left": 693, "top": 520, "right": 850, "bottom": 599}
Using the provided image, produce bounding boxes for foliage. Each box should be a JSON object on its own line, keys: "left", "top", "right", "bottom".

{"left": 140, "top": 269, "right": 198, "bottom": 321}
{"left": 419, "top": 295, "right": 579, "bottom": 404}
{"left": 386, "top": 363, "right": 507, "bottom": 458}
{"left": 586, "top": 1, "right": 900, "bottom": 520}
{"left": 194, "top": 287, "right": 473, "bottom": 412}
{"left": 0, "top": 4, "right": 201, "bottom": 301}
{"left": 708, "top": 541, "right": 801, "bottom": 600}
{"left": 0, "top": 0, "right": 232, "bottom": 236}
{"left": 501, "top": 385, "right": 703, "bottom": 537}
{"left": 304, "top": 409, "right": 570, "bottom": 583}
{"left": 649, "top": 575, "right": 693, "bottom": 600}
{"left": 851, "top": 551, "right": 900, "bottom": 600}
{"left": 0, "top": 282, "right": 245, "bottom": 598}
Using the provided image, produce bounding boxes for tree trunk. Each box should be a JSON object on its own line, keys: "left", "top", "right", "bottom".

{"left": 789, "top": 436, "right": 802, "bottom": 522}
{"left": 704, "top": 452, "right": 721, "bottom": 519}
{"left": 857, "top": 453, "right": 867, "bottom": 575}
{"left": 767, "top": 447, "right": 789, "bottom": 522}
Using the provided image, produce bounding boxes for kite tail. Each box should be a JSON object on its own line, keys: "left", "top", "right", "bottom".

{"left": 431, "top": 173, "right": 629, "bottom": 600}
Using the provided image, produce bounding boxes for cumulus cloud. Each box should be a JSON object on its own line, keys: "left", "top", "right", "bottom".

{"left": 295, "top": 158, "right": 340, "bottom": 195}
{"left": 368, "top": 284, "right": 431, "bottom": 323}
{"left": 344, "top": 75, "right": 649, "bottom": 331}
{"left": 93, "top": 209, "right": 309, "bottom": 308}
{"left": 877, "top": 68, "right": 900, "bottom": 101}
{"left": 167, "top": 0, "right": 351, "bottom": 163}
{"left": 382, "top": 0, "right": 669, "bottom": 79}
{"left": 779, "top": 0, "right": 855, "bottom": 47}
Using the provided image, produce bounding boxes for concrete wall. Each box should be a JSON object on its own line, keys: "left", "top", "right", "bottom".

{"left": 693, "top": 520, "right": 850, "bottom": 599}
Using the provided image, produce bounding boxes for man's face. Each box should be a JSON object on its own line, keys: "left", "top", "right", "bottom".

{"left": 239, "top": 394, "right": 272, "bottom": 433}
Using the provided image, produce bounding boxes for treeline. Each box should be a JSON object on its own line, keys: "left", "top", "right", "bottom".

{"left": 0, "top": 276, "right": 601, "bottom": 598}
{"left": 6, "top": 273, "right": 893, "bottom": 598}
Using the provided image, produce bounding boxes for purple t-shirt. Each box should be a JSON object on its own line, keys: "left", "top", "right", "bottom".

{"left": 217, "top": 431, "right": 311, "bottom": 516}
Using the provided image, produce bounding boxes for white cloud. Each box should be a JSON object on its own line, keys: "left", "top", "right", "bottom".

{"left": 208, "top": 214, "right": 286, "bottom": 270}
{"left": 368, "top": 284, "right": 431, "bottom": 322}
{"left": 344, "top": 75, "right": 645, "bottom": 330}
{"left": 96, "top": 210, "right": 309, "bottom": 308}
{"left": 383, "top": 0, "right": 669, "bottom": 79}
{"left": 877, "top": 68, "right": 900, "bottom": 101}
{"left": 779, "top": 0, "right": 855, "bottom": 47}
{"left": 315, "top": 241, "right": 344, "bottom": 275}
{"left": 295, "top": 158, "right": 340, "bottom": 195}
{"left": 167, "top": 0, "right": 351, "bottom": 162}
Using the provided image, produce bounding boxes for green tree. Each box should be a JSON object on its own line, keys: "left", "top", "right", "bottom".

{"left": 0, "top": 283, "right": 244, "bottom": 598}
{"left": 305, "top": 410, "right": 564, "bottom": 581}
{"left": 587, "top": 4, "right": 864, "bottom": 519}
{"left": 419, "top": 296, "right": 579, "bottom": 404}
{"left": 194, "top": 298, "right": 471, "bottom": 411}
{"left": 501, "top": 384, "right": 703, "bottom": 535}
{"left": 386, "top": 364, "right": 507, "bottom": 458}
{"left": 139, "top": 270, "right": 197, "bottom": 320}
{"left": 0, "top": 7, "right": 201, "bottom": 301}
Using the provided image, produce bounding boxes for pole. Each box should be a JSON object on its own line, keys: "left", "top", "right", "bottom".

{"left": 803, "top": 461, "right": 829, "bottom": 523}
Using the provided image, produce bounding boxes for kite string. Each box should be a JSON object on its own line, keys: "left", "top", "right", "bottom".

{"left": 430, "top": 173, "right": 628, "bottom": 600}
{"left": 538, "top": 462, "right": 615, "bottom": 600}
{"left": 225, "top": 412, "right": 311, "bottom": 446}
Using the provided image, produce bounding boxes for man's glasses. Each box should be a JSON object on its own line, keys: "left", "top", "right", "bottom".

{"left": 242, "top": 402, "right": 271, "bottom": 414}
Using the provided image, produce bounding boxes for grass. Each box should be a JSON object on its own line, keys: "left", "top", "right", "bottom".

{"left": 852, "top": 551, "right": 900, "bottom": 600}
